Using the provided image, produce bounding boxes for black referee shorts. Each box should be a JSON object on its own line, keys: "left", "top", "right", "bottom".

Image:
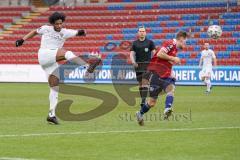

{"left": 134, "top": 63, "right": 149, "bottom": 83}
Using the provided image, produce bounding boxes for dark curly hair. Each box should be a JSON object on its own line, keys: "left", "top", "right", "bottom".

{"left": 48, "top": 12, "right": 66, "bottom": 24}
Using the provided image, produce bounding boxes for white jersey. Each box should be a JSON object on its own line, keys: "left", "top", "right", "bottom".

{"left": 200, "top": 49, "right": 216, "bottom": 69}
{"left": 36, "top": 25, "right": 77, "bottom": 49}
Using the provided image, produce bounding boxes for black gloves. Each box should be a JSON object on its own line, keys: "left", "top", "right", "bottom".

{"left": 15, "top": 39, "right": 24, "bottom": 47}
{"left": 77, "top": 29, "right": 86, "bottom": 36}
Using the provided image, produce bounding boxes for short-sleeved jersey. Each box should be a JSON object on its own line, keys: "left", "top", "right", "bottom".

{"left": 36, "top": 25, "right": 78, "bottom": 49}
{"left": 147, "top": 39, "right": 178, "bottom": 78}
{"left": 130, "top": 38, "right": 155, "bottom": 63}
{"left": 201, "top": 49, "right": 216, "bottom": 69}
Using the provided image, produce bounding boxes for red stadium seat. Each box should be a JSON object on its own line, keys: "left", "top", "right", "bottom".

{"left": 180, "top": 58, "right": 186, "bottom": 65}
{"left": 190, "top": 53, "right": 197, "bottom": 59}
{"left": 230, "top": 52, "right": 240, "bottom": 58}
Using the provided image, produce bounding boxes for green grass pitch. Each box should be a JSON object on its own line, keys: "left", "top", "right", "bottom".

{"left": 0, "top": 83, "right": 239, "bottom": 160}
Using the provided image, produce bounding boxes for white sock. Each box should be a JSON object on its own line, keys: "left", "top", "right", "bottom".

{"left": 49, "top": 86, "right": 59, "bottom": 117}
{"left": 205, "top": 79, "right": 211, "bottom": 92}
{"left": 65, "top": 51, "right": 87, "bottom": 66}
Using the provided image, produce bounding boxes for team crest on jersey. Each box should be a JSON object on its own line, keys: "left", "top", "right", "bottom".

{"left": 145, "top": 48, "right": 149, "bottom": 52}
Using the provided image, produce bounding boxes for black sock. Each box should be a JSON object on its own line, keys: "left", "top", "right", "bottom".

{"left": 140, "top": 102, "right": 150, "bottom": 115}
{"left": 139, "top": 87, "right": 148, "bottom": 105}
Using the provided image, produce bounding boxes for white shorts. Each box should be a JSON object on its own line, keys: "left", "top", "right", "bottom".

{"left": 199, "top": 68, "right": 212, "bottom": 79}
{"left": 38, "top": 48, "right": 59, "bottom": 78}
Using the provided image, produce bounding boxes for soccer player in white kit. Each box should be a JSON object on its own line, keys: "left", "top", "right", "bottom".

{"left": 199, "top": 43, "right": 217, "bottom": 94}
{"left": 15, "top": 12, "right": 101, "bottom": 124}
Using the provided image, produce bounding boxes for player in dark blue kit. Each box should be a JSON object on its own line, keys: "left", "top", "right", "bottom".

{"left": 136, "top": 31, "right": 188, "bottom": 126}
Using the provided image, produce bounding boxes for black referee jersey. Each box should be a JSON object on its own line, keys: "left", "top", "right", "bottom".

{"left": 130, "top": 38, "right": 156, "bottom": 71}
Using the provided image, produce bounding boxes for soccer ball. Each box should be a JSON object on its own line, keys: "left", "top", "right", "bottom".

{"left": 207, "top": 25, "right": 222, "bottom": 39}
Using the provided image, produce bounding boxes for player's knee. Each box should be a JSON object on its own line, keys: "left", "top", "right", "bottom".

{"left": 147, "top": 99, "right": 156, "bottom": 107}
{"left": 141, "top": 78, "right": 149, "bottom": 87}
{"left": 48, "top": 75, "right": 59, "bottom": 87}
{"left": 65, "top": 51, "right": 77, "bottom": 60}
{"left": 166, "top": 91, "right": 174, "bottom": 97}
{"left": 204, "top": 77, "right": 210, "bottom": 83}
{"left": 56, "top": 48, "right": 67, "bottom": 61}
{"left": 165, "top": 84, "right": 175, "bottom": 95}
{"left": 205, "top": 79, "right": 210, "bottom": 84}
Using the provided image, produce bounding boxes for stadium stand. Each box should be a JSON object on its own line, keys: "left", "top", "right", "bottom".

{"left": 0, "top": 0, "right": 239, "bottom": 65}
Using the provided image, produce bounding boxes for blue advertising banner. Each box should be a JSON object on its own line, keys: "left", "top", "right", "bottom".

{"left": 173, "top": 66, "right": 240, "bottom": 86}
{"left": 59, "top": 65, "right": 240, "bottom": 86}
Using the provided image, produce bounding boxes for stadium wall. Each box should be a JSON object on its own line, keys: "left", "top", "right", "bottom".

{"left": 0, "top": 65, "right": 239, "bottom": 86}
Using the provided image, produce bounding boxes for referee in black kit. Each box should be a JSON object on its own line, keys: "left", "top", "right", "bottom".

{"left": 130, "top": 26, "right": 156, "bottom": 106}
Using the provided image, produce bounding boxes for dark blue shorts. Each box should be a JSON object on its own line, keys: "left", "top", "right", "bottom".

{"left": 147, "top": 72, "right": 176, "bottom": 99}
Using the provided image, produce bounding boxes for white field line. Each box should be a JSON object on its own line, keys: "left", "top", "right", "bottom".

{"left": 0, "top": 126, "right": 239, "bottom": 138}
{"left": 0, "top": 158, "right": 42, "bottom": 160}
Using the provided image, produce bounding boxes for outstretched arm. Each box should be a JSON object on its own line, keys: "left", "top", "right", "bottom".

{"left": 23, "top": 30, "right": 38, "bottom": 40}
{"left": 63, "top": 29, "right": 86, "bottom": 39}
{"left": 16, "top": 30, "right": 38, "bottom": 47}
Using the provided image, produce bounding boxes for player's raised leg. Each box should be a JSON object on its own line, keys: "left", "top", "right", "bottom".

{"left": 56, "top": 48, "right": 101, "bottom": 73}
{"left": 56, "top": 48, "right": 87, "bottom": 65}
